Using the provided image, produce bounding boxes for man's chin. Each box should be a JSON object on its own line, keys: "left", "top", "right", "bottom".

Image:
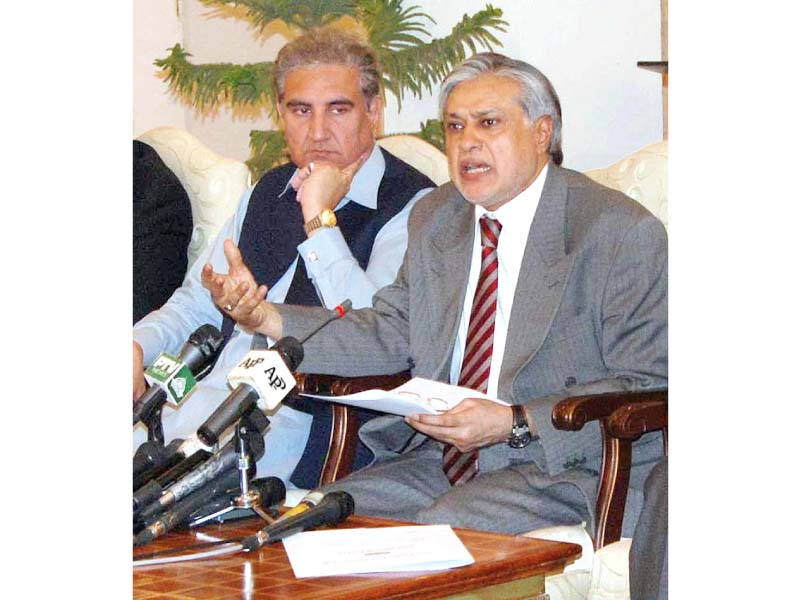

{"left": 303, "top": 150, "right": 339, "bottom": 164}
{"left": 456, "top": 182, "right": 494, "bottom": 208}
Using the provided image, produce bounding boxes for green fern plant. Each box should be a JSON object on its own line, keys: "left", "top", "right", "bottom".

{"left": 155, "top": 0, "right": 506, "bottom": 179}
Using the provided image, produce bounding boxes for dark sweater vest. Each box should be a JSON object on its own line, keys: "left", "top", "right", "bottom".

{"left": 221, "top": 149, "right": 434, "bottom": 488}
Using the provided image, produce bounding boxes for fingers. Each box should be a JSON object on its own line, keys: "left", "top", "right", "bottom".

{"left": 238, "top": 286, "right": 269, "bottom": 328}
{"left": 201, "top": 263, "right": 229, "bottom": 300}
{"left": 223, "top": 240, "right": 246, "bottom": 271}
{"left": 295, "top": 159, "right": 362, "bottom": 218}
{"left": 133, "top": 341, "right": 146, "bottom": 402}
{"left": 341, "top": 149, "right": 370, "bottom": 181}
{"left": 200, "top": 262, "right": 221, "bottom": 294}
{"left": 289, "top": 161, "right": 314, "bottom": 191}
{"left": 404, "top": 399, "right": 513, "bottom": 451}
{"left": 219, "top": 280, "right": 250, "bottom": 313}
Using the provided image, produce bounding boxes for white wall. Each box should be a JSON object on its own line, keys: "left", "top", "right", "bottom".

{"left": 134, "top": 0, "right": 663, "bottom": 171}
{"left": 133, "top": 0, "right": 186, "bottom": 134}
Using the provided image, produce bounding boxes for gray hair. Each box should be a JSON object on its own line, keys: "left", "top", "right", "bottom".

{"left": 439, "top": 53, "right": 563, "bottom": 165}
{"left": 273, "top": 27, "right": 381, "bottom": 104}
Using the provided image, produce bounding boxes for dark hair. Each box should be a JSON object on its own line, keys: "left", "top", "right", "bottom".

{"left": 273, "top": 27, "right": 381, "bottom": 103}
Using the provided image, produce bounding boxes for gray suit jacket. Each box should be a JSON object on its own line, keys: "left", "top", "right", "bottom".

{"left": 279, "top": 163, "right": 667, "bottom": 526}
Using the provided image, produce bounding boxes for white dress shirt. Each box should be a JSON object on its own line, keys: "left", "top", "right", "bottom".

{"left": 449, "top": 164, "right": 548, "bottom": 399}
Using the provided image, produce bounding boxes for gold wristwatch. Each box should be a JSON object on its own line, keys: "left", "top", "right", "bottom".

{"left": 303, "top": 209, "right": 337, "bottom": 235}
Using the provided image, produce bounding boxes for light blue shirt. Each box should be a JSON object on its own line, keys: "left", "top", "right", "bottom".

{"left": 133, "top": 145, "right": 432, "bottom": 486}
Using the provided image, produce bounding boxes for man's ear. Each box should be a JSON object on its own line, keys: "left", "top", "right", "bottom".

{"left": 535, "top": 115, "right": 554, "bottom": 154}
{"left": 275, "top": 101, "right": 286, "bottom": 128}
{"left": 366, "top": 96, "right": 383, "bottom": 129}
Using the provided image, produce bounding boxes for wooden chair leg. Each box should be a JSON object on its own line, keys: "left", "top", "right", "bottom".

{"left": 319, "top": 404, "right": 358, "bottom": 486}
{"left": 594, "top": 421, "right": 632, "bottom": 549}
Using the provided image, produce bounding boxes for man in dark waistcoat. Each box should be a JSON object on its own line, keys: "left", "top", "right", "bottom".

{"left": 133, "top": 27, "right": 434, "bottom": 488}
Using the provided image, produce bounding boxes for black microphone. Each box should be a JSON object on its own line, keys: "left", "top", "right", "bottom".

{"left": 134, "top": 470, "right": 239, "bottom": 546}
{"left": 241, "top": 491, "right": 355, "bottom": 551}
{"left": 136, "top": 419, "right": 266, "bottom": 523}
{"left": 297, "top": 299, "right": 353, "bottom": 344}
{"left": 133, "top": 324, "right": 224, "bottom": 426}
{"left": 133, "top": 408, "right": 268, "bottom": 514}
{"left": 195, "top": 300, "right": 353, "bottom": 447}
{"left": 133, "top": 447, "right": 212, "bottom": 513}
{"left": 195, "top": 336, "right": 303, "bottom": 446}
{"left": 132, "top": 438, "right": 184, "bottom": 491}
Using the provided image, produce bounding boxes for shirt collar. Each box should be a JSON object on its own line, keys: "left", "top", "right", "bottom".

{"left": 279, "top": 143, "right": 383, "bottom": 210}
{"left": 476, "top": 162, "right": 548, "bottom": 236}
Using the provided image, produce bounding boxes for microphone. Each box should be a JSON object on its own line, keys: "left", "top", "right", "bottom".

{"left": 241, "top": 491, "right": 354, "bottom": 551}
{"left": 136, "top": 417, "right": 266, "bottom": 523}
{"left": 195, "top": 336, "right": 303, "bottom": 446}
{"left": 196, "top": 300, "right": 352, "bottom": 447}
{"left": 134, "top": 475, "right": 286, "bottom": 547}
{"left": 273, "top": 489, "right": 324, "bottom": 522}
{"left": 134, "top": 470, "right": 241, "bottom": 546}
{"left": 133, "top": 406, "right": 267, "bottom": 504}
{"left": 132, "top": 438, "right": 184, "bottom": 491}
{"left": 133, "top": 324, "right": 224, "bottom": 426}
{"left": 297, "top": 300, "right": 353, "bottom": 344}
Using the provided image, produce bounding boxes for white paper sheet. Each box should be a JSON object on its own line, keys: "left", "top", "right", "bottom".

{"left": 282, "top": 525, "right": 475, "bottom": 578}
{"left": 299, "top": 376, "right": 509, "bottom": 417}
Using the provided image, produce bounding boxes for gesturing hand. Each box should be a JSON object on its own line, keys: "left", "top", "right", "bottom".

{"left": 201, "top": 240, "right": 269, "bottom": 331}
{"left": 404, "top": 399, "right": 515, "bottom": 453}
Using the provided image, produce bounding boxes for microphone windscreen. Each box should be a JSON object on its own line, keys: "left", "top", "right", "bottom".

{"left": 273, "top": 336, "right": 304, "bottom": 371}
{"left": 250, "top": 477, "right": 287, "bottom": 508}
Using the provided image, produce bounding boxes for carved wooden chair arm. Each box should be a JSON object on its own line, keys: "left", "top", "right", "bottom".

{"left": 551, "top": 389, "right": 668, "bottom": 431}
{"left": 607, "top": 399, "right": 668, "bottom": 439}
{"left": 291, "top": 371, "right": 411, "bottom": 486}
{"left": 550, "top": 388, "right": 668, "bottom": 549}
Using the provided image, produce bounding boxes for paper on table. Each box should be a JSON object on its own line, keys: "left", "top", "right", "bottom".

{"left": 299, "top": 376, "right": 509, "bottom": 417}
{"left": 282, "top": 525, "right": 475, "bottom": 578}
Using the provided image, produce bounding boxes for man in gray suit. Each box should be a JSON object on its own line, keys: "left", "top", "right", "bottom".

{"left": 204, "top": 53, "right": 667, "bottom": 537}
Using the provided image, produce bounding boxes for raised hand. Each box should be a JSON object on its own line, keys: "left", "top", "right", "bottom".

{"left": 201, "top": 240, "right": 269, "bottom": 331}
{"left": 293, "top": 150, "right": 371, "bottom": 225}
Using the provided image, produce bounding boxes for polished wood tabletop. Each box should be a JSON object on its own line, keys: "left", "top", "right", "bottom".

{"left": 133, "top": 514, "right": 581, "bottom": 600}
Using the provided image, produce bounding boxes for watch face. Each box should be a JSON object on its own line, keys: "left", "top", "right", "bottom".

{"left": 321, "top": 210, "right": 337, "bottom": 227}
{"left": 508, "top": 430, "right": 532, "bottom": 449}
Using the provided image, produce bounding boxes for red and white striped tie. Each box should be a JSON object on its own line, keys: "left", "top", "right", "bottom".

{"left": 443, "top": 215, "right": 502, "bottom": 486}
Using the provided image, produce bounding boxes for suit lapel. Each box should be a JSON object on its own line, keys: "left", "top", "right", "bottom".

{"left": 425, "top": 187, "right": 475, "bottom": 379}
{"left": 499, "top": 164, "right": 576, "bottom": 401}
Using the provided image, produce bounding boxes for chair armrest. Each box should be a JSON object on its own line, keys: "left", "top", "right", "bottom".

{"left": 551, "top": 389, "right": 667, "bottom": 431}
{"left": 551, "top": 389, "right": 668, "bottom": 549}
{"left": 292, "top": 371, "right": 411, "bottom": 486}
{"left": 607, "top": 400, "right": 668, "bottom": 440}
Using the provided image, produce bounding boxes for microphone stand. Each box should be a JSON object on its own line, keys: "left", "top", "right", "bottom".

{"left": 188, "top": 415, "right": 277, "bottom": 527}
{"left": 141, "top": 405, "right": 165, "bottom": 445}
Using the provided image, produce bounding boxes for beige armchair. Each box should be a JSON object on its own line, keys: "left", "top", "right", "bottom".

{"left": 136, "top": 127, "right": 252, "bottom": 269}
{"left": 135, "top": 129, "right": 448, "bottom": 272}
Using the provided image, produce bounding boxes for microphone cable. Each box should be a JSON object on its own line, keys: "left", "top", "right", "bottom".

{"left": 133, "top": 542, "right": 244, "bottom": 567}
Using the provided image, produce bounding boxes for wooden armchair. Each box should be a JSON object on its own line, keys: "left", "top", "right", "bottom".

{"left": 551, "top": 390, "right": 668, "bottom": 549}
{"left": 294, "top": 371, "right": 667, "bottom": 550}
{"left": 293, "top": 372, "right": 411, "bottom": 486}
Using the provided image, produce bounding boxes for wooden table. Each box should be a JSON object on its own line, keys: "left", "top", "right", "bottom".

{"left": 133, "top": 515, "right": 581, "bottom": 600}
